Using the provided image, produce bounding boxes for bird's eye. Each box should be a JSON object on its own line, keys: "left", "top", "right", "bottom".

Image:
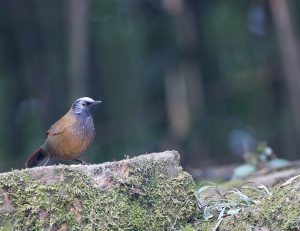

{"left": 82, "top": 102, "right": 87, "bottom": 106}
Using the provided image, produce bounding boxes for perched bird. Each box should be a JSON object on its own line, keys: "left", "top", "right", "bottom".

{"left": 25, "top": 97, "right": 101, "bottom": 168}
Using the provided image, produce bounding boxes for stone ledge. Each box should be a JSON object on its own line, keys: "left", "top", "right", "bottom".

{"left": 0, "top": 150, "right": 195, "bottom": 230}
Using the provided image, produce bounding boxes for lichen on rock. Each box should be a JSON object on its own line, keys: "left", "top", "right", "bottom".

{"left": 220, "top": 178, "right": 300, "bottom": 231}
{"left": 195, "top": 177, "right": 300, "bottom": 231}
{"left": 0, "top": 150, "right": 195, "bottom": 230}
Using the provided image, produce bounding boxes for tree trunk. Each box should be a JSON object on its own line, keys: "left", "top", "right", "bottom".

{"left": 269, "top": 0, "right": 300, "bottom": 143}
{"left": 68, "top": 0, "right": 89, "bottom": 100}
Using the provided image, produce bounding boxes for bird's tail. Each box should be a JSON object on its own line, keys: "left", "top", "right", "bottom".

{"left": 25, "top": 147, "right": 48, "bottom": 168}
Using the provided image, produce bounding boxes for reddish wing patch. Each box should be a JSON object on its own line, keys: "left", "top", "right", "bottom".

{"left": 45, "top": 111, "right": 75, "bottom": 139}
{"left": 46, "top": 126, "right": 61, "bottom": 139}
{"left": 46, "top": 128, "right": 56, "bottom": 138}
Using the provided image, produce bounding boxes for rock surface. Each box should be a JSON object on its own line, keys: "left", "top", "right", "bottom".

{"left": 199, "top": 175, "right": 300, "bottom": 231}
{"left": 0, "top": 150, "right": 195, "bottom": 230}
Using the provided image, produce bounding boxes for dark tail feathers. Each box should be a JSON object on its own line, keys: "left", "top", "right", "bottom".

{"left": 25, "top": 148, "right": 48, "bottom": 168}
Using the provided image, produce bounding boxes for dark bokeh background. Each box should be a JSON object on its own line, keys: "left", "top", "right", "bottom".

{"left": 0, "top": 0, "right": 300, "bottom": 174}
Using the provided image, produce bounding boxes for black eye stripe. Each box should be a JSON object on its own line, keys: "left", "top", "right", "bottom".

{"left": 83, "top": 101, "right": 92, "bottom": 106}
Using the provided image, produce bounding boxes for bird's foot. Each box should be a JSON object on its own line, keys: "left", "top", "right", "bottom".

{"left": 43, "top": 157, "right": 51, "bottom": 166}
{"left": 74, "top": 159, "right": 89, "bottom": 165}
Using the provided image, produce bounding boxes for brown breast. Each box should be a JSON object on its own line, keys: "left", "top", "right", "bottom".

{"left": 43, "top": 110, "right": 95, "bottom": 160}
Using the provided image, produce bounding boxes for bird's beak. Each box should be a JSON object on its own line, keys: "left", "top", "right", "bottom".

{"left": 93, "top": 100, "right": 102, "bottom": 105}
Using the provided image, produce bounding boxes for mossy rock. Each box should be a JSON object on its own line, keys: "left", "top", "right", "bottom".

{"left": 220, "top": 179, "right": 300, "bottom": 231}
{"left": 0, "top": 150, "right": 196, "bottom": 230}
{"left": 194, "top": 177, "right": 300, "bottom": 231}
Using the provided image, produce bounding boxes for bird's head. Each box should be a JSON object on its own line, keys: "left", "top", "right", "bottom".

{"left": 72, "top": 97, "right": 101, "bottom": 115}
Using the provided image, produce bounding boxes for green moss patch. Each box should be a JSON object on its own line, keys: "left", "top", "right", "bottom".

{"left": 214, "top": 179, "right": 300, "bottom": 231}
{"left": 0, "top": 161, "right": 195, "bottom": 230}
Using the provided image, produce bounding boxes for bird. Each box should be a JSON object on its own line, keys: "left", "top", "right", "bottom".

{"left": 25, "top": 97, "right": 101, "bottom": 168}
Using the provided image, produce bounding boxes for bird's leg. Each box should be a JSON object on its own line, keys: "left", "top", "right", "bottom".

{"left": 74, "top": 159, "right": 88, "bottom": 165}
{"left": 43, "top": 157, "right": 51, "bottom": 166}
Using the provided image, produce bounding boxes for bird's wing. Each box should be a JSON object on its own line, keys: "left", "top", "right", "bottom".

{"left": 46, "top": 110, "right": 76, "bottom": 139}
{"left": 46, "top": 124, "right": 64, "bottom": 138}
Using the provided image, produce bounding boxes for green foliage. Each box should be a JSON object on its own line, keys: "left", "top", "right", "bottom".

{"left": 232, "top": 142, "right": 290, "bottom": 179}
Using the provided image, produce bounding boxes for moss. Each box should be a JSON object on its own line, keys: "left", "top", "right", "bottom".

{"left": 219, "top": 179, "right": 244, "bottom": 189}
{"left": 181, "top": 224, "right": 195, "bottom": 231}
{"left": 257, "top": 184, "right": 300, "bottom": 230}
{"left": 190, "top": 178, "right": 300, "bottom": 230}
{"left": 196, "top": 220, "right": 215, "bottom": 231}
{"left": 216, "top": 179, "right": 300, "bottom": 231}
{"left": 0, "top": 161, "right": 196, "bottom": 230}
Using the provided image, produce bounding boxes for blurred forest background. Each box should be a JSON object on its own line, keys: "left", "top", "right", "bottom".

{"left": 0, "top": 0, "right": 300, "bottom": 176}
